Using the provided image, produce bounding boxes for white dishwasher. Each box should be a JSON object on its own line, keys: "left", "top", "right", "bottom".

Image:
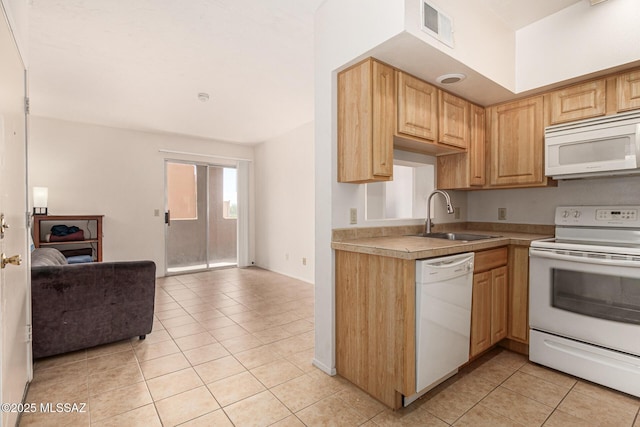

{"left": 406, "top": 252, "right": 474, "bottom": 406}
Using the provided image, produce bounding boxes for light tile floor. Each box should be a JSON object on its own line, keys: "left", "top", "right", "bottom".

{"left": 20, "top": 267, "right": 640, "bottom": 426}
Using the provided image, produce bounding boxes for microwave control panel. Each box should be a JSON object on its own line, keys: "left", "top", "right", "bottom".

{"left": 556, "top": 206, "right": 640, "bottom": 227}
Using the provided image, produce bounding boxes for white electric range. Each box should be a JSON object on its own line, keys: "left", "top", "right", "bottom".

{"left": 529, "top": 205, "right": 640, "bottom": 397}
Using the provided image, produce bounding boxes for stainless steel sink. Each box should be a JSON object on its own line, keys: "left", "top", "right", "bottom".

{"left": 415, "top": 232, "right": 500, "bottom": 241}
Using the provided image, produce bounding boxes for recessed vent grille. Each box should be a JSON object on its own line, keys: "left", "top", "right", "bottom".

{"left": 421, "top": 1, "right": 454, "bottom": 48}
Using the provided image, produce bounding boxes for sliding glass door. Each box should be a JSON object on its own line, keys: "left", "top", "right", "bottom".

{"left": 207, "top": 166, "right": 237, "bottom": 267}
{"left": 165, "top": 161, "right": 238, "bottom": 274}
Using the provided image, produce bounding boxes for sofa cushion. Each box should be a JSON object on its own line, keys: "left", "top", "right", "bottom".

{"left": 31, "top": 248, "right": 68, "bottom": 267}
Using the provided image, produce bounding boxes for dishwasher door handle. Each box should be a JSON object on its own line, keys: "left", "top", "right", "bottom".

{"left": 424, "top": 257, "right": 473, "bottom": 269}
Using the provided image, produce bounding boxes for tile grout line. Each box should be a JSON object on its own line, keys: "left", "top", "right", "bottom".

{"left": 159, "top": 290, "right": 224, "bottom": 426}
{"left": 127, "top": 291, "right": 167, "bottom": 427}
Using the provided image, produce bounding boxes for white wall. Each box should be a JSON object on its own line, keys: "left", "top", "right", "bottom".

{"left": 314, "top": 0, "right": 406, "bottom": 374}
{"left": 467, "top": 175, "right": 640, "bottom": 224}
{"left": 516, "top": 0, "right": 640, "bottom": 91}
{"left": 254, "top": 121, "right": 315, "bottom": 283}
{"left": 404, "top": 0, "right": 516, "bottom": 91}
{"left": 29, "top": 117, "right": 255, "bottom": 275}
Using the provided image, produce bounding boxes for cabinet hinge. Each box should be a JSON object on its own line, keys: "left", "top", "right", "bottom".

{"left": 25, "top": 97, "right": 30, "bottom": 115}
{"left": 26, "top": 324, "right": 32, "bottom": 343}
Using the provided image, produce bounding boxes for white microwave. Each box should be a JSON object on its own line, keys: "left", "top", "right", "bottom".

{"left": 545, "top": 111, "right": 640, "bottom": 180}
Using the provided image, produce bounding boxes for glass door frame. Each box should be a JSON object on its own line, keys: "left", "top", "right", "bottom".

{"left": 164, "top": 159, "right": 238, "bottom": 275}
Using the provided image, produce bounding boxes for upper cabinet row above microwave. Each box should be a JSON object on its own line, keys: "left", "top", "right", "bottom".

{"left": 337, "top": 58, "right": 640, "bottom": 187}
{"left": 546, "top": 69, "right": 640, "bottom": 125}
{"left": 337, "top": 58, "right": 473, "bottom": 183}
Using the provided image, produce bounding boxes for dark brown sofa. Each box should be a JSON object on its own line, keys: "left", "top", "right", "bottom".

{"left": 31, "top": 248, "right": 156, "bottom": 359}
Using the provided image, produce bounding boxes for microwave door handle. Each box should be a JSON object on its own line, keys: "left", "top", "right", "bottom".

{"left": 529, "top": 248, "right": 640, "bottom": 268}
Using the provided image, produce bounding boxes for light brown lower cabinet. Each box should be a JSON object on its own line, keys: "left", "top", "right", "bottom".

{"left": 335, "top": 245, "right": 519, "bottom": 409}
{"left": 470, "top": 248, "right": 508, "bottom": 358}
{"left": 335, "top": 250, "right": 416, "bottom": 410}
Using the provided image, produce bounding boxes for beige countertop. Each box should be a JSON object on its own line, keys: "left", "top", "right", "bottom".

{"left": 331, "top": 229, "right": 553, "bottom": 260}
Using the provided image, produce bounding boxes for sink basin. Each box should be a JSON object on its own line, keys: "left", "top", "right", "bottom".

{"left": 416, "top": 232, "right": 499, "bottom": 241}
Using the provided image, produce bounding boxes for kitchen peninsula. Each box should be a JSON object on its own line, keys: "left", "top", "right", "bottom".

{"left": 332, "top": 223, "right": 552, "bottom": 409}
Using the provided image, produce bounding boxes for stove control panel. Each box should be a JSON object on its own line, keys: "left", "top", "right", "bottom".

{"left": 596, "top": 209, "right": 637, "bottom": 221}
{"left": 556, "top": 206, "right": 640, "bottom": 227}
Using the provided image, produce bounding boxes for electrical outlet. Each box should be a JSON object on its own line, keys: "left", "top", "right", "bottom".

{"left": 454, "top": 207, "right": 460, "bottom": 220}
{"left": 498, "top": 208, "right": 507, "bottom": 221}
{"left": 350, "top": 208, "right": 357, "bottom": 224}
{"left": 302, "top": 257, "right": 307, "bottom": 266}
{"left": 154, "top": 209, "right": 160, "bottom": 217}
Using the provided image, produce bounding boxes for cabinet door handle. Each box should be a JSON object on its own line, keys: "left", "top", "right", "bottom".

{"left": 165, "top": 210, "right": 171, "bottom": 226}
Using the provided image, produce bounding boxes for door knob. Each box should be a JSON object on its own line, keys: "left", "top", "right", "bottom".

{"left": 1, "top": 254, "right": 22, "bottom": 269}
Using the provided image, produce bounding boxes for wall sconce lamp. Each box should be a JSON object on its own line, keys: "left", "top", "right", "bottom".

{"left": 33, "top": 187, "right": 48, "bottom": 216}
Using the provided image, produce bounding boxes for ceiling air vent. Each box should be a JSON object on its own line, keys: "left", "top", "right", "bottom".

{"left": 421, "top": 1, "right": 454, "bottom": 48}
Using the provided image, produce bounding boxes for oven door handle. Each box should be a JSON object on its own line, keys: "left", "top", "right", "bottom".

{"left": 530, "top": 248, "right": 640, "bottom": 267}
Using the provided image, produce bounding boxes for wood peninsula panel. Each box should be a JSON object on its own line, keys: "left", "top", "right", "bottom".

{"left": 547, "top": 79, "right": 606, "bottom": 125}
{"left": 335, "top": 250, "right": 415, "bottom": 409}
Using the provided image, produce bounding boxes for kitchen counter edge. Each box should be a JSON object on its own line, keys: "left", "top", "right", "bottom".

{"left": 331, "top": 231, "right": 553, "bottom": 260}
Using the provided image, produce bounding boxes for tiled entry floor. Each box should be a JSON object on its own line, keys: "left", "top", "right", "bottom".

{"left": 21, "top": 267, "right": 640, "bottom": 426}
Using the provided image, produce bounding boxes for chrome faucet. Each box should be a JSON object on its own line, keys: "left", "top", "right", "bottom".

{"left": 425, "top": 190, "right": 454, "bottom": 235}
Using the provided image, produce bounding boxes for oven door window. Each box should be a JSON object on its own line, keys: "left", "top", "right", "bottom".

{"left": 552, "top": 269, "right": 640, "bottom": 325}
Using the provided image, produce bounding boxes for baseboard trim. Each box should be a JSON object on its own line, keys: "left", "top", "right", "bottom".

{"left": 312, "top": 358, "right": 336, "bottom": 376}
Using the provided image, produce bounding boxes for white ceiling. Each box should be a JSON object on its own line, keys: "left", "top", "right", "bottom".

{"left": 28, "top": 0, "right": 582, "bottom": 144}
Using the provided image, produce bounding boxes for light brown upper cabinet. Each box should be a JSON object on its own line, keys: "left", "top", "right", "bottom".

{"left": 439, "top": 90, "right": 469, "bottom": 149}
{"left": 617, "top": 69, "right": 640, "bottom": 112}
{"left": 488, "top": 96, "right": 547, "bottom": 187}
{"left": 437, "top": 104, "right": 485, "bottom": 189}
{"left": 546, "top": 79, "right": 606, "bottom": 125}
{"left": 396, "top": 71, "right": 438, "bottom": 141}
{"left": 337, "top": 58, "right": 395, "bottom": 183}
{"left": 395, "top": 72, "right": 467, "bottom": 155}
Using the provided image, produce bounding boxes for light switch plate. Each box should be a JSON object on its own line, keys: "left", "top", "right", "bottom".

{"left": 350, "top": 208, "right": 357, "bottom": 224}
